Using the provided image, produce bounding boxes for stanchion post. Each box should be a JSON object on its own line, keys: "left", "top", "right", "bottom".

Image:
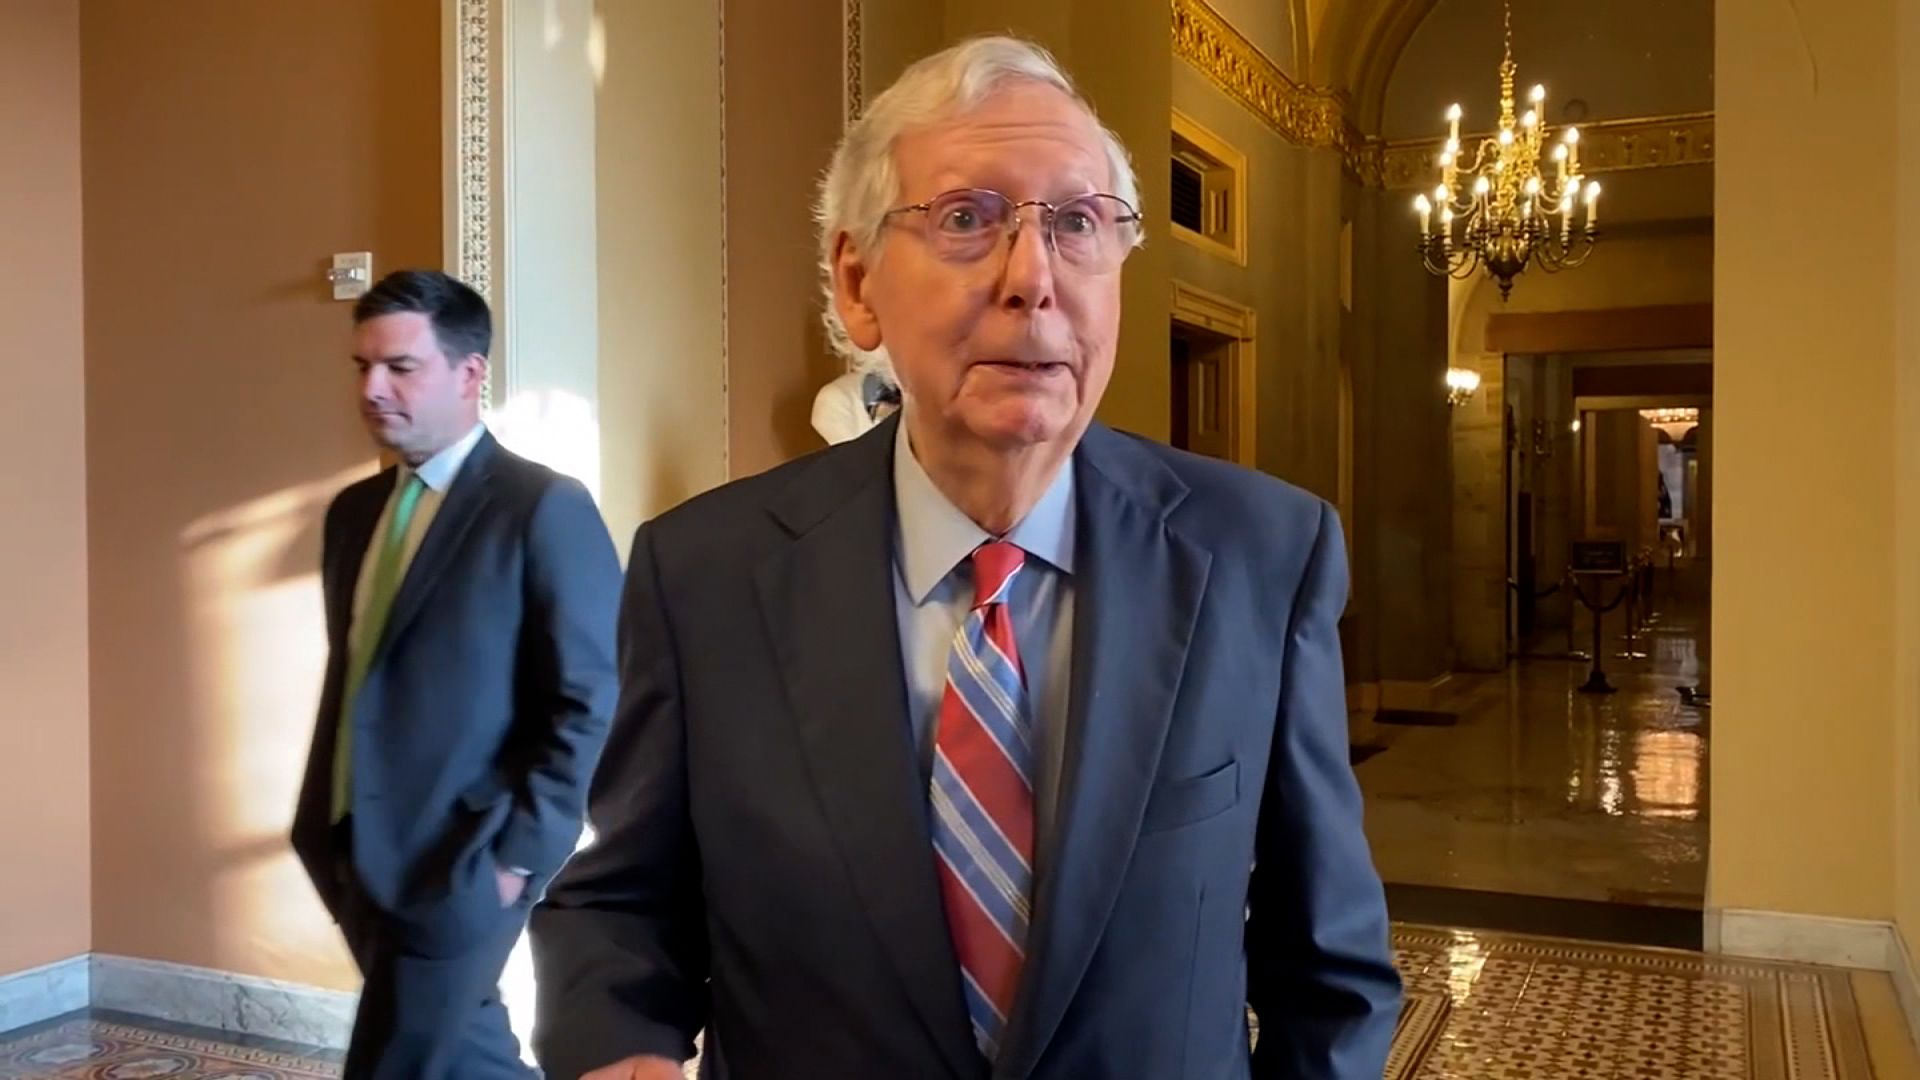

{"left": 1575, "top": 572, "right": 1619, "bottom": 695}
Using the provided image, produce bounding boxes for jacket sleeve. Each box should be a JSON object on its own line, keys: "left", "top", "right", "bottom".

{"left": 491, "top": 476, "right": 624, "bottom": 876}
{"left": 1246, "top": 501, "right": 1404, "bottom": 1078}
{"left": 529, "top": 521, "right": 708, "bottom": 1075}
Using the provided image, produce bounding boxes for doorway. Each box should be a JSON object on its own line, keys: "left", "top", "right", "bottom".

{"left": 1169, "top": 282, "right": 1257, "bottom": 466}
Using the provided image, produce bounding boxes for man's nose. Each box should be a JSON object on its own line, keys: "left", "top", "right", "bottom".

{"left": 997, "top": 210, "right": 1057, "bottom": 312}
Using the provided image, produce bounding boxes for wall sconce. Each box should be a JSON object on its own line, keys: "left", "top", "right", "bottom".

{"left": 1445, "top": 367, "right": 1482, "bottom": 407}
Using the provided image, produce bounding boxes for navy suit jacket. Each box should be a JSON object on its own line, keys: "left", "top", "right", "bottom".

{"left": 292, "top": 433, "right": 622, "bottom": 956}
{"left": 530, "top": 418, "right": 1401, "bottom": 1078}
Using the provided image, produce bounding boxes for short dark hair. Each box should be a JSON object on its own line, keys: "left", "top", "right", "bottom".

{"left": 353, "top": 269, "right": 492, "bottom": 361}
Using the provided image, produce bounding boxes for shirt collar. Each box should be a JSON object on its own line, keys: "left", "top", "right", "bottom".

{"left": 892, "top": 419, "right": 1076, "bottom": 604}
{"left": 405, "top": 422, "right": 487, "bottom": 494}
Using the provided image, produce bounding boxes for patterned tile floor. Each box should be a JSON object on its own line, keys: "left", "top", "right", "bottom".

{"left": 5, "top": 931, "right": 1913, "bottom": 1079}
{"left": 0, "top": 1009, "right": 340, "bottom": 1079}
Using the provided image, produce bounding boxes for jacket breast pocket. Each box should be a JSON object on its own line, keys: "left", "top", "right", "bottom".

{"left": 1140, "top": 759, "right": 1239, "bottom": 833}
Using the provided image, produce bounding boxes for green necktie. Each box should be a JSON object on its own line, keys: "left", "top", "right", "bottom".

{"left": 332, "top": 473, "right": 428, "bottom": 822}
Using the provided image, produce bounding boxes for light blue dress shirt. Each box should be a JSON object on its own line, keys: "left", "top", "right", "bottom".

{"left": 891, "top": 421, "right": 1077, "bottom": 859}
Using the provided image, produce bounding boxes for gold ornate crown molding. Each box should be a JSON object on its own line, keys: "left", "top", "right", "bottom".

{"left": 1171, "top": 0, "right": 1375, "bottom": 181}
{"left": 1171, "top": 0, "right": 1712, "bottom": 189}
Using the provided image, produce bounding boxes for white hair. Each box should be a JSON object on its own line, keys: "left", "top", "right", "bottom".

{"left": 814, "top": 35, "right": 1143, "bottom": 374}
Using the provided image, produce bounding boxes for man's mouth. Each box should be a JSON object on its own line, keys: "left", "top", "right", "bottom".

{"left": 976, "top": 359, "right": 1067, "bottom": 373}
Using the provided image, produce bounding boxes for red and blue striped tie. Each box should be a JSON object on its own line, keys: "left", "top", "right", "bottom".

{"left": 931, "top": 541, "right": 1034, "bottom": 1061}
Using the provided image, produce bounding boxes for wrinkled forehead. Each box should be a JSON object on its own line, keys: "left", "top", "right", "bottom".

{"left": 890, "top": 80, "right": 1113, "bottom": 204}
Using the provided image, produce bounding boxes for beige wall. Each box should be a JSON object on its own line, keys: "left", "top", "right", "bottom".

{"left": 1584, "top": 411, "right": 1654, "bottom": 547}
{"left": 0, "top": 0, "right": 91, "bottom": 976}
{"left": 597, "top": 0, "right": 728, "bottom": 543}
{"left": 1715, "top": 0, "right": 1897, "bottom": 921}
{"left": 1896, "top": 0, "right": 1920, "bottom": 977}
{"left": 862, "top": 0, "right": 945, "bottom": 98}
{"left": 1169, "top": 62, "right": 1342, "bottom": 500}
{"left": 1453, "top": 230, "right": 1714, "bottom": 362}
{"left": 81, "top": 0, "right": 441, "bottom": 989}
{"left": 1067, "top": 4, "right": 1173, "bottom": 442}
{"left": 1449, "top": 352, "right": 1504, "bottom": 672}
{"left": 1350, "top": 183, "right": 1452, "bottom": 686}
{"left": 724, "top": 0, "right": 847, "bottom": 477}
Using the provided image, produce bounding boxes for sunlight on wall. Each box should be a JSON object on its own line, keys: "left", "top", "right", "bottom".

{"left": 492, "top": 388, "right": 604, "bottom": 503}
{"left": 179, "top": 463, "right": 375, "bottom": 984}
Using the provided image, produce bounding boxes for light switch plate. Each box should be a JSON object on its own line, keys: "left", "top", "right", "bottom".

{"left": 329, "top": 252, "right": 373, "bottom": 301}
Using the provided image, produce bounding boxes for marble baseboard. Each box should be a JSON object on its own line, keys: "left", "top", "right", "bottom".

{"left": 1894, "top": 924, "right": 1920, "bottom": 1057}
{"left": 0, "top": 955, "right": 90, "bottom": 1031}
{"left": 90, "top": 954, "right": 355, "bottom": 1050}
{"left": 1707, "top": 908, "right": 1897, "bottom": 971}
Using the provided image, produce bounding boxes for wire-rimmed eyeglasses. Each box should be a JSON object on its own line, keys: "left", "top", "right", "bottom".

{"left": 881, "top": 188, "right": 1144, "bottom": 274}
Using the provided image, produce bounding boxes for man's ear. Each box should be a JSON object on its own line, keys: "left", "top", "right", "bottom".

{"left": 831, "top": 231, "right": 884, "bottom": 351}
{"left": 459, "top": 353, "right": 489, "bottom": 401}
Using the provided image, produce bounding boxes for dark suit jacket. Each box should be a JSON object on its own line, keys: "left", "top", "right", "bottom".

{"left": 530, "top": 419, "right": 1401, "bottom": 1079}
{"left": 293, "top": 432, "right": 622, "bottom": 957}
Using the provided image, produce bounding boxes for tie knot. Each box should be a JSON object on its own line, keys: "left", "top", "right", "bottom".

{"left": 970, "top": 541, "right": 1025, "bottom": 609}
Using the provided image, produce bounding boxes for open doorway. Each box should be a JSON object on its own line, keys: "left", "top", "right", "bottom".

{"left": 1169, "top": 282, "right": 1257, "bottom": 466}
{"left": 1362, "top": 347, "right": 1715, "bottom": 945}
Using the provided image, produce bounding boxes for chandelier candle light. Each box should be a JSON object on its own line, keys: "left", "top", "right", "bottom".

{"left": 1414, "top": 0, "right": 1600, "bottom": 299}
{"left": 1445, "top": 367, "right": 1482, "bottom": 407}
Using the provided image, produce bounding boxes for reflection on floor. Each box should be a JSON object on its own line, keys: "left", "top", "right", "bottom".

{"left": 7, "top": 931, "right": 1914, "bottom": 1079}
{"left": 1358, "top": 596, "right": 1711, "bottom": 910}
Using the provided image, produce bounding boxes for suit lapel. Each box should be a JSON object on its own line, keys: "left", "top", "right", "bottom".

{"left": 373, "top": 434, "right": 498, "bottom": 664}
{"left": 325, "top": 474, "right": 392, "bottom": 649}
{"left": 753, "top": 420, "right": 981, "bottom": 1080}
{"left": 1000, "top": 425, "right": 1212, "bottom": 1077}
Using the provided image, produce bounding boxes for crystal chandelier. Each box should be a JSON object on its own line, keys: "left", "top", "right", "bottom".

{"left": 1413, "top": 0, "right": 1601, "bottom": 300}
{"left": 1639, "top": 407, "right": 1699, "bottom": 440}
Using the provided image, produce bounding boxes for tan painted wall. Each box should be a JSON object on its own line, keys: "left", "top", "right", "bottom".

{"left": 724, "top": 0, "right": 848, "bottom": 478}
{"left": 1454, "top": 230, "right": 1714, "bottom": 361}
{"left": 1449, "top": 352, "right": 1504, "bottom": 672}
{"left": 597, "top": 0, "right": 728, "bottom": 543}
{"left": 81, "top": 0, "right": 440, "bottom": 988}
{"left": 0, "top": 0, "right": 92, "bottom": 977}
{"left": 1895, "top": 0, "right": 1920, "bottom": 977}
{"left": 1351, "top": 184, "right": 1452, "bottom": 685}
{"left": 861, "top": 0, "right": 946, "bottom": 98}
{"left": 1715, "top": 0, "right": 1896, "bottom": 920}
{"left": 1169, "top": 62, "right": 1342, "bottom": 500}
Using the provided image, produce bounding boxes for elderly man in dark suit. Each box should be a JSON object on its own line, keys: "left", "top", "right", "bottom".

{"left": 531, "top": 35, "right": 1401, "bottom": 1080}
{"left": 291, "top": 270, "right": 622, "bottom": 1079}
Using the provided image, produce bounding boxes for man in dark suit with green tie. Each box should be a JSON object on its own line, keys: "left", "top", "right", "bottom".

{"left": 291, "top": 269, "right": 622, "bottom": 1079}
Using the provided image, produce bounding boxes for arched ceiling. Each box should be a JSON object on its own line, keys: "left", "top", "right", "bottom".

{"left": 1381, "top": 0, "right": 1711, "bottom": 140}
{"left": 1311, "top": 0, "right": 1711, "bottom": 137}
